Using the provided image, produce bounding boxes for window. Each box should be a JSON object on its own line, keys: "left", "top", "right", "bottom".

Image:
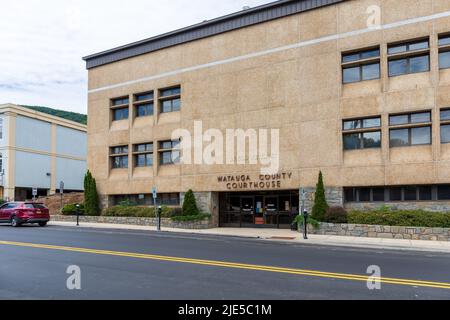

{"left": 342, "top": 117, "right": 381, "bottom": 150}
{"left": 388, "top": 39, "right": 430, "bottom": 77}
{"left": 0, "top": 118, "right": 3, "bottom": 140}
{"left": 111, "top": 97, "right": 129, "bottom": 121}
{"left": 439, "top": 34, "right": 450, "bottom": 70}
{"left": 159, "top": 140, "right": 180, "bottom": 165}
{"left": 134, "top": 91, "right": 154, "bottom": 118}
{"left": 440, "top": 109, "right": 450, "bottom": 144}
{"left": 438, "top": 185, "right": 450, "bottom": 200}
{"left": 159, "top": 86, "right": 181, "bottom": 113}
{"left": 389, "top": 111, "right": 431, "bottom": 147}
{"left": 342, "top": 48, "right": 380, "bottom": 84}
{"left": 161, "top": 193, "right": 180, "bottom": 206}
{"left": 133, "top": 143, "right": 153, "bottom": 167}
{"left": 344, "top": 185, "right": 440, "bottom": 202}
{"left": 110, "top": 146, "right": 129, "bottom": 169}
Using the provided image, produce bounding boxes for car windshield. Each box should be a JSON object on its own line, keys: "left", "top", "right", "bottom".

{"left": 24, "top": 203, "right": 46, "bottom": 209}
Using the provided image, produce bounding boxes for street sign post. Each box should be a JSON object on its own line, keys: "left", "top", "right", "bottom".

{"left": 60, "top": 181, "right": 64, "bottom": 210}
{"left": 152, "top": 186, "right": 160, "bottom": 231}
{"left": 32, "top": 188, "right": 38, "bottom": 202}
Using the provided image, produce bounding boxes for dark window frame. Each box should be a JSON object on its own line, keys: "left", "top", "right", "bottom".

{"left": 110, "top": 145, "right": 129, "bottom": 169}
{"left": 341, "top": 47, "right": 381, "bottom": 84}
{"left": 440, "top": 108, "right": 450, "bottom": 144}
{"left": 159, "top": 86, "right": 181, "bottom": 114}
{"left": 158, "top": 139, "right": 181, "bottom": 165}
{"left": 389, "top": 111, "right": 432, "bottom": 148}
{"left": 133, "top": 91, "right": 154, "bottom": 118}
{"left": 342, "top": 116, "right": 382, "bottom": 151}
{"left": 133, "top": 143, "right": 154, "bottom": 168}
{"left": 387, "top": 38, "right": 430, "bottom": 77}
{"left": 439, "top": 34, "right": 450, "bottom": 70}
{"left": 344, "top": 185, "right": 442, "bottom": 203}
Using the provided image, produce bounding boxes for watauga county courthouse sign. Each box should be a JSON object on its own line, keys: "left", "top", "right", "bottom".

{"left": 218, "top": 172, "right": 293, "bottom": 190}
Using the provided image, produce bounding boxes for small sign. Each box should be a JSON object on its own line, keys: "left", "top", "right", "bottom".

{"left": 32, "top": 188, "right": 38, "bottom": 197}
{"left": 255, "top": 217, "right": 265, "bottom": 225}
{"left": 152, "top": 186, "right": 157, "bottom": 199}
{"left": 60, "top": 181, "right": 64, "bottom": 194}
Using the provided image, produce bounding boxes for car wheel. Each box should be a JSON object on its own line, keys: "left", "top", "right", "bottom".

{"left": 11, "top": 216, "right": 21, "bottom": 228}
{"left": 38, "top": 222, "right": 47, "bottom": 227}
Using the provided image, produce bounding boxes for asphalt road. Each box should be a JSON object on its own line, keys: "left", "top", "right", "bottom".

{"left": 0, "top": 224, "right": 449, "bottom": 300}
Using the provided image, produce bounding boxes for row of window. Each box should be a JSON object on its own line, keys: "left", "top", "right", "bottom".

{"left": 110, "top": 140, "right": 180, "bottom": 169}
{"left": 342, "top": 34, "right": 450, "bottom": 83}
{"left": 343, "top": 109, "right": 450, "bottom": 150}
{"left": 112, "top": 193, "right": 180, "bottom": 206}
{"left": 344, "top": 185, "right": 450, "bottom": 203}
{"left": 111, "top": 86, "right": 181, "bottom": 121}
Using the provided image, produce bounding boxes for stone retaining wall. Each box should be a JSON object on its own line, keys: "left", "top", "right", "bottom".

{"left": 51, "top": 215, "right": 214, "bottom": 230}
{"left": 307, "top": 222, "right": 450, "bottom": 241}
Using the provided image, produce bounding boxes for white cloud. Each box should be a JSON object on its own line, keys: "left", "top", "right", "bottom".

{"left": 0, "top": 0, "right": 270, "bottom": 114}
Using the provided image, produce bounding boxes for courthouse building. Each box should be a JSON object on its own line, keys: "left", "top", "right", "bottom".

{"left": 83, "top": 0, "right": 450, "bottom": 228}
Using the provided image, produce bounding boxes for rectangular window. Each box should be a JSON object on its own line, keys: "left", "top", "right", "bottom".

{"left": 440, "top": 109, "right": 450, "bottom": 144}
{"left": 112, "top": 97, "right": 129, "bottom": 106}
{"left": 342, "top": 48, "right": 380, "bottom": 84}
{"left": 159, "top": 86, "right": 181, "bottom": 113}
{"left": 134, "top": 91, "right": 154, "bottom": 118}
{"left": 438, "top": 185, "right": 450, "bottom": 200}
{"left": 372, "top": 188, "right": 385, "bottom": 202}
{"left": 419, "top": 186, "right": 432, "bottom": 201}
{"left": 404, "top": 186, "right": 417, "bottom": 201}
{"left": 160, "top": 193, "right": 181, "bottom": 206}
{"left": 389, "top": 187, "right": 402, "bottom": 201}
{"left": 112, "top": 108, "right": 129, "bottom": 121}
{"left": 439, "top": 34, "right": 450, "bottom": 70}
{"left": 110, "top": 146, "right": 129, "bottom": 169}
{"left": 389, "top": 111, "right": 432, "bottom": 147}
{"left": 342, "top": 116, "right": 381, "bottom": 150}
{"left": 388, "top": 39, "right": 430, "bottom": 77}
{"left": 159, "top": 140, "right": 180, "bottom": 165}
{"left": 133, "top": 143, "right": 153, "bottom": 167}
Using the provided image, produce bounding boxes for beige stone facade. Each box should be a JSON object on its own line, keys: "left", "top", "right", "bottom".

{"left": 85, "top": 0, "right": 450, "bottom": 225}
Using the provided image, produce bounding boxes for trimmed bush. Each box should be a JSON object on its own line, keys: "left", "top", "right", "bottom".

{"left": 348, "top": 209, "right": 450, "bottom": 228}
{"left": 171, "top": 214, "right": 211, "bottom": 222}
{"left": 61, "top": 203, "right": 85, "bottom": 216}
{"left": 84, "top": 171, "right": 100, "bottom": 216}
{"left": 311, "top": 171, "right": 329, "bottom": 221}
{"left": 324, "top": 206, "right": 348, "bottom": 223}
{"left": 102, "top": 205, "right": 173, "bottom": 218}
{"left": 182, "top": 190, "right": 200, "bottom": 216}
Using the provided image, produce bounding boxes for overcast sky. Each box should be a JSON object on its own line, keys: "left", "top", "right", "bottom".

{"left": 0, "top": 0, "right": 270, "bottom": 114}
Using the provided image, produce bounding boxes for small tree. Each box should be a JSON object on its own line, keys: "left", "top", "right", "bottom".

{"left": 312, "top": 171, "right": 329, "bottom": 221}
{"left": 182, "top": 190, "right": 200, "bottom": 216}
{"left": 84, "top": 170, "right": 100, "bottom": 216}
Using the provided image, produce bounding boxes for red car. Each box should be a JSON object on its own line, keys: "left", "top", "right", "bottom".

{"left": 0, "top": 202, "right": 50, "bottom": 227}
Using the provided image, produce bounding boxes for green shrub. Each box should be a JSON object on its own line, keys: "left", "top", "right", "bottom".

{"left": 348, "top": 209, "right": 450, "bottom": 228}
{"left": 311, "top": 171, "right": 329, "bottom": 221}
{"left": 84, "top": 171, "right": 100, "bottom": 216}
{"left": 182, "top": 190, "right": 200, "bottom": 216}
{"left": 171, "top": 214, "right": 211, "bottom": 222}
{"left": 102, "top": 205, "right": 174, "bottom": 218}
{"left": 324, "top": 206, "right": 348, "bottom": 223}
{"left": 61, "top": 203, "right": 85, "bottom": 216}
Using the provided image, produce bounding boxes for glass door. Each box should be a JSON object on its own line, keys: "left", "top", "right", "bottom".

{"left": 241, "top": 196, "right": 255, "bottom": 226}
{"left": 264, "top": 196, "right": 278, "bottom": 226}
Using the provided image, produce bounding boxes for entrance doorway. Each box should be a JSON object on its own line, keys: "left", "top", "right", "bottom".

{"left": 219, "top": 190, "right": 299, "bottom": 229}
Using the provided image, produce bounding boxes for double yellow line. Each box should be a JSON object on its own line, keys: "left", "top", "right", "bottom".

{"left": 1, "top": 240, "right": 449, "bottom": 290}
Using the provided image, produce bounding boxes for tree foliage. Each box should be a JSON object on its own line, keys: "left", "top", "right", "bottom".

{"left": 21, "top": 105, "right": 87, "bottom": 125}
{"left": 84, "top": 170, "right": 100, "bottom": 216}
{"left": 311, "top": 171, "right": 329, "bottom": 221}
{"left": 182, "top": 190, "right": 200, "bottom": 216}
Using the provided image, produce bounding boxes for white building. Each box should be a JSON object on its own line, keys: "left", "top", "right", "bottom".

{"left": 0, "top": 104, "right": 87, "bottom": 201}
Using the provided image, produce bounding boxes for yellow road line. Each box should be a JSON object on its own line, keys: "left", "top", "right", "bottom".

{"left": 1, "top": 240, "right": 449, "bottom": 290}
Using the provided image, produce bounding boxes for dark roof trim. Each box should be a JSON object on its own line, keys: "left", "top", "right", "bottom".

{"left": 83, "top": 0, "right": 346, "bottom": 69}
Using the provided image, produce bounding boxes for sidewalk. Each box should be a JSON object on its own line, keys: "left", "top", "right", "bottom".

{"left": 49, "top": 221, "right": 450, "bottom": 253}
